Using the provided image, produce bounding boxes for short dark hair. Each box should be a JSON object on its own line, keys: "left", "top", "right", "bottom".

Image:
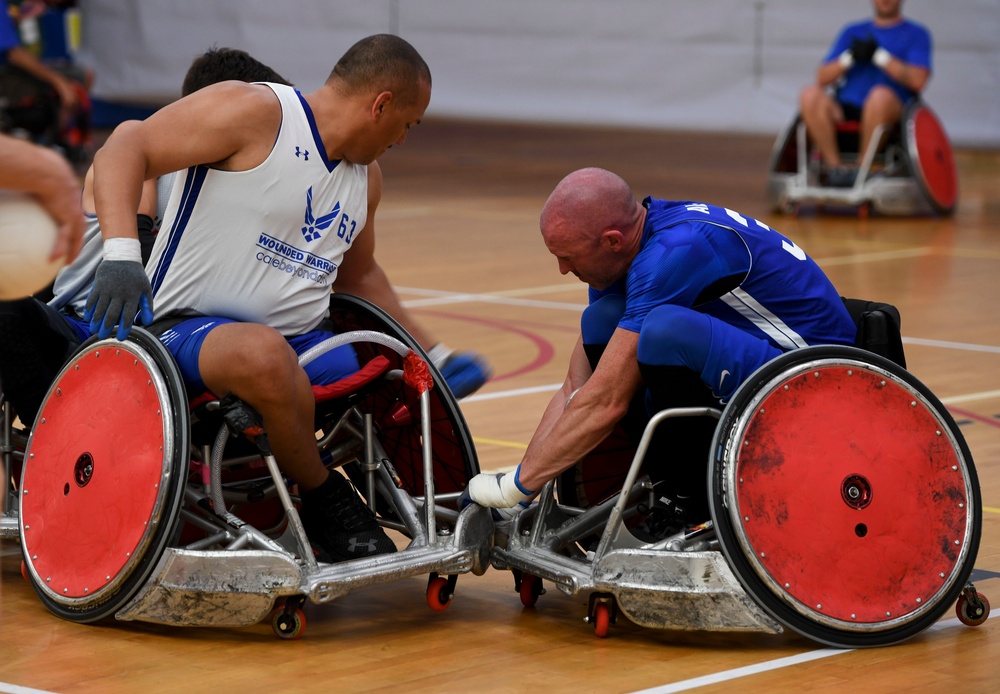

{"left": 329, "top": 34, "right": 431, "bottom": 106}
{"left": 182, "top": 47, "right": 292, "bottom": 96}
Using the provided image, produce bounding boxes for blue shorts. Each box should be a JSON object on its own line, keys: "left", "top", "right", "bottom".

{"left": 583, "top": 298, "right": 782, "bottom": 403}
{"left": 158, "top": 317, "right": 360, "bottom": 395}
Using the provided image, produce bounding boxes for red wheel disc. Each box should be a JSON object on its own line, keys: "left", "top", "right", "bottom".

{"left": 21, "top": 346, "right": 168, "bottom": 600}
{"left": 908, "top": 106, "right": 957, "bottom": 213}
{"left": 734, "top": 365, "right": 970, "bottom": 625}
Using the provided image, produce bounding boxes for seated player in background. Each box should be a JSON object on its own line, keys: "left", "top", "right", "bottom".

{"left": 798, "top": 0, "right": 931, "bottom": 187}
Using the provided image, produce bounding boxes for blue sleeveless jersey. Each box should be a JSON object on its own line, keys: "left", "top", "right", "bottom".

{"left": 590, "top": 198, "right": 856, "bottom": 351}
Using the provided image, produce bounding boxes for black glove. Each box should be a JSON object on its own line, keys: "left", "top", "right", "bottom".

{"left": 84, "top": 260, "right": 155, "bottom": 340}
{"left": 850, "top": 36, "right": 878, "bottom": 65}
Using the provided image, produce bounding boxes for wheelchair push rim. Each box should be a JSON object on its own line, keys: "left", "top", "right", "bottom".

{"left": 327, "top": 293, "right": 480, "bottom": 499}
{"left": 710, "top": 345, "right": 980, "bottom": 647}
{"left": 20, "top": 329, "right": 188, "bottom": 623}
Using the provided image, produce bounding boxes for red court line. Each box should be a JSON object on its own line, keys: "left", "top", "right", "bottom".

{"left": 413, "top": 309, "right": 557, "bottom": 381}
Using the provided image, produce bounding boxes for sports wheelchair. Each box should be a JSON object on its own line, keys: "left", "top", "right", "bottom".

{"left": 767, "top": 100, "right": 957, "bottom": 217}
{"left": 15, "top": 294, "right": 493, "bottom": 638}
{"left": 490, "top": 301, "right": 990, "bottom": 645}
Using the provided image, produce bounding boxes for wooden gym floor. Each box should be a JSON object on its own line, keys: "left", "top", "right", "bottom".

{"left": 1, "top": 119, "right": 998, "bottom": 693}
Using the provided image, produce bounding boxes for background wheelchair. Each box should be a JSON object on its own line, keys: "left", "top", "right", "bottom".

{"left": 490, "top": 301, "right": 990, "bottom": 644}
{"left": 15, "top": 294, "right": 493, "bottom": 638}
{"left": 766, "top": 100, "right": 957, "bottom": 218}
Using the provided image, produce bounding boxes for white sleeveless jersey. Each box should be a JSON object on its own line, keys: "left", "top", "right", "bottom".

{"left": 146, "top": 83, "right": 368, "bottom": 335}
{"left": 50, "top": 172, "right": 175, "bottom": 316}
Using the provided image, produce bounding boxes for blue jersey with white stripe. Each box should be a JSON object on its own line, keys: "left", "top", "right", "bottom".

{"left": 590, "top": 198, "right": 856, "bottom": 351}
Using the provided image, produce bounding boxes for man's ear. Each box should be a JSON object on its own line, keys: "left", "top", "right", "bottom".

{"left": 372, "top": 91, "right": 392, "bottom": 118}
{"left": 603, "top": 228, "right": 625, "bottom": 251}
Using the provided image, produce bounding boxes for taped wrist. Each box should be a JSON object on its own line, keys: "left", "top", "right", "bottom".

{"left": 838, "top": 50, "right": 854, "bottom": 70}
{"left": 103, "top": 237, "right": 142, "bottom": 263}
{"left": 873, "top": 47, "right": 891, "bottom": 69}
{"left": 469, "top": 465, "right": 535, "bottom": 507}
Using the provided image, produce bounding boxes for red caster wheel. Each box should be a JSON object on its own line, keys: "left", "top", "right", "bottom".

{"left": 592, "top": 603, "right": 611, "bottom": 638}
{"left": 519, "top": 573, "right": 543, "bottom": 608}
{"left": 956, "top": 590, "right": 990, "bottom": 627}
{"left": 271, "top": 606, "right": 306, "bottom": 639}
{"left": 427, "top": 574, "right": 453, "bottom": 612}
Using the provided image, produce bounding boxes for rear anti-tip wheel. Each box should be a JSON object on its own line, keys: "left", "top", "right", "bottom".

{"left": 956, "top": 590, "right": 990, "bottom": 627}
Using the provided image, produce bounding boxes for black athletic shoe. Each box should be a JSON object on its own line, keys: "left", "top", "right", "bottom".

{"left": 300, "top": 471, "right": 397, "bottom": 562}
{"left": 824, "top": 165, "right": 859, "bottom": 188}
{"left": 632, "top": 495, "right": 689, "bottom": 543}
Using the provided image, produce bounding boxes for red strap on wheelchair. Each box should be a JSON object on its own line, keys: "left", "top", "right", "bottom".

{"left": 187, "top": 355, "right": 392, "bottom": 409}
{"left": 311, "top": 355, "right": 392, "bottom": 403}
{"left": 836, "top": 121, "right": 860, "bottom": 133}
{"left": 402, "top": 350, "right": 434, "bottom": 394}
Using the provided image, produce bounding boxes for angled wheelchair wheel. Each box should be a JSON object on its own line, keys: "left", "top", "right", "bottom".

{"left": 327, "top": 294, "right": 480, "bottom": 504}
{"left": 904, "top": 102, "right": 957, "bottom": 215}
{"left": 710, "top": 345, "right": 980, "bottom": 648}
{"left": 19, "top": 329, "right": 189, "bottom": 623}
{"left": 556, "top": 422, "right": 636, "bottom": 508}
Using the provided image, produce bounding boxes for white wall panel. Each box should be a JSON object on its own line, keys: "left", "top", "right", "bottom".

{"left": 78, "top": 0, "right": 1000, "bottom": 146}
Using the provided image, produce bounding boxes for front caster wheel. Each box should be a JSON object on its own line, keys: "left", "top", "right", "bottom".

{"left": 592, "top": 603, "right": 611, "bottom": 638}
{"left": 271, "top": 607, "right": 306, "bottom": 639}
{"left": 519, "top": 573, "right": 543, "bottom": 608}
{"left": 427, "top": 573, "right": 456, "bottom": 612}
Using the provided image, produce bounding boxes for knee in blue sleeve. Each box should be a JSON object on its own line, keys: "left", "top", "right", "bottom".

{"left": 582, "top": 295, "right": 626, "bottom": 346}
{"left": 637, "top": 305, "right": 713, "bottom": 370}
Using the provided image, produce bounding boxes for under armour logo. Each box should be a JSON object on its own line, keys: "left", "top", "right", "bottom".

{"left": 301, "top": 187, "right": 340, "bottom": 242}
{"left": 347, "top": 537, "right": 378, "bottom": 553}
{"left": 295, "top": 146, "right": 309, "bottom": 160}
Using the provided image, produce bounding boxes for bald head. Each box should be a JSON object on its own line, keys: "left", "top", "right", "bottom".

{"left": 540, "top": 167, "right": 638, "bottom": 245}
{"left": 539, "top": 168, "right": 645, "bottom": 289}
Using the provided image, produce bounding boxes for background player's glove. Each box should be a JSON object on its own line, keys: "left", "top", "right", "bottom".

{"left": 467, "top": 465, "right": 534, "bottom": 508}
{"left": 849, "top": 36, "right": 878, "bottom": 65}
{"left": 428, "top": 343, "right": 493, "bottom": 398}
{"left": 84, "top": 243, "right": 154, "bottom": 340}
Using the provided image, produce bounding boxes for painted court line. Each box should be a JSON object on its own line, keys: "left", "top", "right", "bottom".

{"left": 0, "top": 682, "right": 58, "bottom": 694}
{"left": 629, "top": 611, "right": 999, "bottom": 694}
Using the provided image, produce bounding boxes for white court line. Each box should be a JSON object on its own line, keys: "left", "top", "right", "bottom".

{"left": 941, "top": 389, "right": 1000, "bottom": 405}
{"left": 462, "top": 383, "right": 562, "bottom": 403}
{"left": 629, "top": 611, "right": 999, "bottom": 694}
{"left": 817, "top": 247, "right": 933, "bottom": 266}
{"left": 0, "top": 682, "right": 58, "bottom": 694}
{"left": 903, "top": 336, "right": 1000, "bottom": 355}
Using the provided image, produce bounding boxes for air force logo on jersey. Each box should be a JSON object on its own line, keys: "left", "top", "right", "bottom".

{"left": 301, "top": 187, "right": 340, "bottom": 242}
